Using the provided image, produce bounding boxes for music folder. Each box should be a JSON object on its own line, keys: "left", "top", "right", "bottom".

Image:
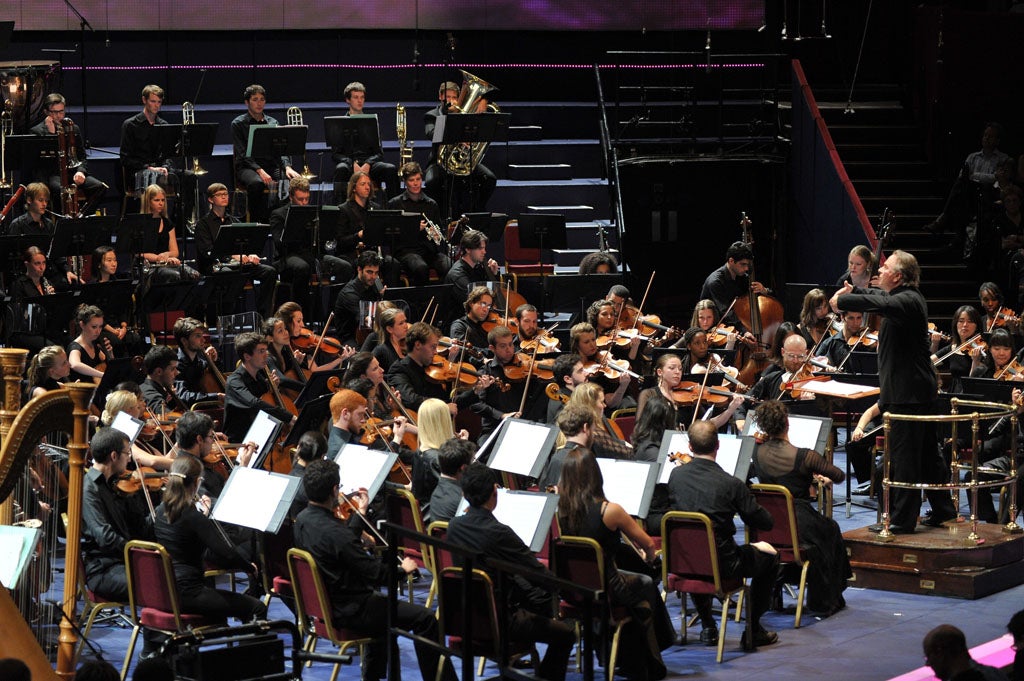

{"left": 334, "top": 443, "right": 398, "bottom": 501}
{"left": 244, "top": 410, "right": 284, "bottom": 470}
{"left": 595, "top": 459, "right": 660, "bottom": 519}
{"left": 211, "top": 467, "right": 299, "bottom": 534}
{"left": 658, "top": 430, "right": 754, "bottom": 482}
{"left": 110, "top": 411, "right": 145, "bottom": 444}
{"left": 487, "top": 418, "right": 559, "bottom": 478}
{"left": 456, "top": 488, "right": 559, "bottom": 553}
{"left": 324, "top": 114, "right": 382, "bottom": 156}
{"left": 740, "top": 412, "right": 833, "bottom": 454}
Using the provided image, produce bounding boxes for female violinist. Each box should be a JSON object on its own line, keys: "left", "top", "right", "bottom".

{"left": 264, "top": 316, "right": 308, "bottom": 395}
{"left": 342, "top": 351, "right": 407, "bottom": 423}
{"left": 90, "top": 245, "right": 135, "bottom": 353}
{"left": 569, "top": 322, "right": 634, "bottom": 413}
{"left": 25, "top": 345, "right": 69, "bottom": 401}
{"left": 566, "top": 382, "right": 633, "bottom": 459}
{"left": 371, "top": 304, "right": 409, "bottom": 372}
{"left": 68, "top": 304, "right": 111, "bottom": 383}
{"left": 154, "top": 456, "right": 267, "bottom": 626}
{"left": 636, "top": 351, "right": 742, "bottom": 429}
{"left": 276, "top": 301, "right": 355, "bottom": 373}
{"left": 100, "top": 389, "right": 175, "bottom": 471}
{"left": 631, "top": 396, "right": 677, "bottom": 534}
{"left": 588, "top": 298, "right": 643, "bottom": 365}
{"left": 139, "top": 184, "right": 199, "bottom": 284}
{"left": 691, "top": 299, "right": 738, "bottom": 349}
{"left": 679, "top": 327, "right": 746, "bottom": 394}
{"left": 979, "top": 281, "right": 1020, "bottom": 335}
{"left": 797, "top": 288, "right": 831, "bottom": 347}
{"left": 930, "top": 305, "right": 986, "bottom": 393}
{"left": 836, "top": 244, "right": 877, "bottom": 290}
{"left": 410, "top": 398, "right": 468, "bottom": 506}
{"left": 973, "top": 328, "right": 1023, "bottom": 380}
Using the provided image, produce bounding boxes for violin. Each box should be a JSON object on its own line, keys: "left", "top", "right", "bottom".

{"left": 202, "top": 450, "right": 232, "bottom": 481}
{"left": 437, "top": 336, "right": 486, "bottom": 360}
{"left": 989, "top": 306, "right": 1020, "bottom": 331}
{"left": 291, "top": 328, "right": 345, "bottom": 356}
{"left": 114, "top": 466, "right": 167, "bottom": 496}
{"left": 668, "top": 451, "right": 692, "bottom": 465}
{"left": 781, "top": 366, "right": 829, "bottom": 399}
{"left": 846, "top": 330, "right": 879, "bottom": 347}
{"left": 927, "top": 323, "right": 951, "bottom": 343}
{"left": 519, "top": 328, "right": 561, "bottom": 355}
{"left": 581, "top": 351, "right": 639, "bottom": 381}
{"left": 481, "top": 311, "right": 519, "bottom": 335}
{"left": 706, "top": 324, "right": 736, "bottom": 347}
{"left": 995, "top": 358, "right": 1024, "bottom": 382}
{"left": 500, "top": 354, "right": 556, "bottom": 382}
{"left": 668, "top": 381, "right": 754, "bottom": 406}
{"left": 426, "top": 356, "right": 508, "bottom": 391}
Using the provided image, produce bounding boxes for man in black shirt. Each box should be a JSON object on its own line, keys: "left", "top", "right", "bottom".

{"left": 140, "top": 345, "right": 191, "bottom": 415}
{"left": 667, "top": 420, "right": 779, "bottom": 648}
{"left": 223, "top": 331, "right": 296, "bottom": 443}
{"left": 172, "top": 317, "right": 224, "bottom": 406}
{"left": 330, "top": 82, "right": 399, "bottom": 201}
{"left": 449, "top": 284, "right": 493, "bottom": 355}
{"left": 385, "top": 322, "right": 490, "bottom": 415}
{"left": 830, "top": 250, "right": 958, "bottom": 533}
{"left": 333, "top": 250, "right": 383, "bottom": 347}
{"left": 446, "top": 464, "right": 575, "bottom": 681}
{"left": 30, "top": 93, "right": 107, "bottom": 213}
{"left": 293, "top": 459, "right": 457, "bottom": 681}
{"left": 231, "top": 84, "right": 299, "bottom": 224}
{"left": 472, "top": 325, "right": 544, "bottom": 439}
{"left": 387, "top": 161, "right": 451, "bottom": 285}
{"left": 443, "top": 228, "right": 499, "bottom": 314}
{"left": 193, "top": 182, "right": 277, "bottom": 316}
{"left": 699, "top": 241, "right": 766, "bottom": 328}
{"left": 81, "top": 428, "right": 153, "bottom": 601}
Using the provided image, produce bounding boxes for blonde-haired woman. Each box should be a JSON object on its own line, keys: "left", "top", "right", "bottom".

{"left": 25, "top": 345, "right": 70, "bottom": 401}
{"left": 565, "top": 381, "right": 632, "bottom": 459}
{"left": 139, "top": 184, "right": 198, "bottom": 284}
{"left": 411, "top": 398, "right": 468, "bottom": 503}
{"left": 101, "top": 389, "right": 174, "bottom": 471}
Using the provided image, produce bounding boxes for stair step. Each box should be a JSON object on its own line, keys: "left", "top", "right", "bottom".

{"left": 828, "top": 124, "right": 921, "bottom": 144}
{"left": 844, "top": 160, "right": 932, "bottom": 180}
{"left": 509, "top": 125, "right": 543, "bottom": 141}
{"left": 834, "top": 143, "right": 923, "bottom": 162}
{"left": 852, "top": 178, "right": 940, "bottom": 197}
{"left": 860, "top": 196, "right": 944, "bottom": 213}
{"left": 508, "top": 164, "right": 573, "bottom": 181}
{"left": 552, "top": 248, "right": 621, "bottom": 267}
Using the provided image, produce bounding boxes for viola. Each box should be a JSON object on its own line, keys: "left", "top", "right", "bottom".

{"left": 438, "top": 336, "right": 486, "bottom": 360}
{"left": 706, "top": 324, "right": 736, "bottom": 347}
{"left": 202, "top": 450, "right": 232, "bottom": 481}
{"left": 114, "top": 466, "right": 167, "bottom": 495}
{"left": 481, "top": 311, "right": 519, "bottom": 335}
{"left": 498, "top": 354, "right": 556, "bottom": 383}
{"left": 519, "top": 329, "right": 560, "bottom": 355}
{"left": 667, "top": 381, "right": 730, "bottom": 406}
{"left": 989, "top": 306, "right": 1020, "bottom": 330}
{"left": 291, "top": 329, "right": 345, "bottom": 356}
{"left": 426, "top": 356, "right": 509, "bottom": 391}
{"left": 581, "top": 351, "right": 639, "bottom": 381}
{"left": 781, "top": 367, "right": 829, "bottom": 399}
{"left": 545, "top": 382, "right": 568, "bottom": 404}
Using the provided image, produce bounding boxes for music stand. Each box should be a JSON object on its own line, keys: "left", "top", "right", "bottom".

{"left": 212, "top": 467, "right": 299, "bottom": 534}
{"left": 210, "top": 222, "right": 270, "bottom": 263}
{"left": 283, "top": 393, "right": 333, "bottom": 446}
{"left": 78, "top": 280, "right": 134, "bottom": 315}
{"left": 22, "top": 291, "right": 80, "bottom": 346}
{"left": 323, "top": 115, "right": 381, "bottom": 157}
{"left": 279, "top": 206, "right": 319, "bottom": 248}
{"left": 541, "top": 272, "right": 624, "bottom": 323}
{"left": 92, "top": 355, "right": 144, "bottom": 412}
{"left": 461, "top": 212, "right": 507, "bottom": 243}
{"left": 657, "top": 431, "right": 754, "bottom": 482}
{"left": 383, "top": 284, "right": 454, "bottom": 328}
{"left": 147, "top": 124, "right": 185, "bottom": 166}
{"left": 334, "top": 444, "right": 398, "bottom": 500}
{"left": 517, "top": 213, "right": 567, "bottom": 272}
{"left": 292, "top": 371, "right": 346, "bottom": 409}
{"left": 49, "top": 215, "right": 117, "bottom": 273}
{"left": 432, "top": 111, "right": 511, "bottom": 217}
{"left": 487, "top": 418, "right": 558, "bottom": 478}
{"left": 178, "top": 122, "right": 217, "bottom": 162}
{"left": 191, "top": 271, "right": 249, "bottom": 324}
{"left": 595, "top": 458, "right": 660, "bottom": 518}
{"left": 245, "top": 410, "right": 285, "bottom": 470}
{"left": 455, "top": 488, "right": 559, "bottom": 553}
{"left": 4, "top": 134, "right": 57, "bottom": 178}
{"left": 845, "top": 350, "right": 879, "bottom": 375}
{"left": 363, "top": 210, "right": 420, "bottom": 254}
{"left": 959, "top": 377, "right": 1016, "bottom": 405}
{"left": 246, "top": 125, "right": 307, "bottom": 163}
{"left": 114, "top": 214, "right": 161, "bottom": 262}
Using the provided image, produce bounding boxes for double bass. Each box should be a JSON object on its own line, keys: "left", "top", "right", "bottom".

{"left": 733, "top": 213, "right": 784, "bottom": 387}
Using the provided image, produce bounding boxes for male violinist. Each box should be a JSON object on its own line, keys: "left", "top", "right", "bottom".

{"left": 223, "top": 331, "right": 296, "bottom": 444}
{"left": 546, "top": 353, "right": 587, "bottom": 424}
{"left": 539, "top": 404, "right": 595, "bottom": 491}
{"left": 326, "top": 388, "right": 407, "bottom": 455}
{"left": 514, "top": 303, "right": 541, "bottom": 349}
{"left": 735, "top": 334, "right": 817, "bottom": 430}
{"left": 449, "top": 285, "right": 493, "bottom": 357}
{"left": 700, "top": 241, "right": 767, "bottom": 330}
{"left": 172, "top": 317, "right": 224, "bottom": 406}
{"left": 140, "top": 345, "right": 190, "bottom": 416}
{"left": 30, "top": 93, "right": 107, "bottom": 213}
{"left": 333, "top": 250, "right": 384, "bottom": 347}
{"left": 816, "top": 310, "right": 874, "bottom": 372}
{"left": 173, "top": 411, "right": 254, "bottom": 504}
{"left": 385, "top": 321, "right": 491, "bottom": 416}
{"left": 471, "top": 325, "right": 544, "bottom": 440}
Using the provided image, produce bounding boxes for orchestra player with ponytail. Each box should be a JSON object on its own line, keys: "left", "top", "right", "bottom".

{"left": 25, "top": 345, "right": 70, "bottom": 400}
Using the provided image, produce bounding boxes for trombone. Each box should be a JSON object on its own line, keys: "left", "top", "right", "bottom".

{"left": 181, "top": 101, "right": 208, "bottom": 176}
{"left": 287, "top": 106, "right": 316, "bottom": 180}
{"left": 0, "top": 100, "right": 12, "bottom": 189}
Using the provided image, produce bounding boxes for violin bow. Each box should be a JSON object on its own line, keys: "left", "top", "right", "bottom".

{"left": 835, "top": 326, "right": 871, "bottom": 373}
{"left": 517, "top": 346, "right": 539, "bottom": 416}
{"left": 691, "top": 367, "right": 716, "bottom": 427}
{"left": 312, "top": 311, "right": 336, "bottom": 359}
{"left": 337, "top": 489, "right": 390, "bottom": 547}
{"left": 632, "top": 270, "right": 656, "bottom": 332}
{"left": 450, "top": 329, "right": 471, "bottom": 401}
{"left": 420, "top": 296, "right": 435, "bottom": 324}
{"left": 127, "top": 447, "right": 157, "bottom": 521}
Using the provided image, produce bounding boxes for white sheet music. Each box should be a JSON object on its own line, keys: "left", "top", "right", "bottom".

{"left": 659, "top": 433, "right": 741, "bottom": 484}
{"left": 244, "top": 411, "right": 281, "bottom": 467}
{"left": 787, "top": 417, "right": 824, "bottom": 450}
{"left": 212, "top": 467, "right": 291, "bottom": 530}
{"left": 494, "top": 489, "right": 553, "bottom": 549}
{"left": 0, "top": 534, "right": 24, "bottom": 588}
{"left": 596, "top": 459, "right": 654, "bottom": 517}
{"left": 110, "top": 411, "right": 144, "bottom": 444}
{"left": 488, "top": 420, "right": 552, "bottom": 476}
{"left": 335, "top": 445, "right": 393, "bottom": 497}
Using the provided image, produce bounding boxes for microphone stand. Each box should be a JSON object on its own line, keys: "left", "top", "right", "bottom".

{"left": 59, "top": 0, "right": 94, "bottom": 144}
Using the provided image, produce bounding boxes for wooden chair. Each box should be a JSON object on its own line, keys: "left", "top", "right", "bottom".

{"left": 287, "top": 548, "right": 374, "bottom": 681}
{"left": 385, "top": 487, "right": 432, "bottom": 603}
{"left": 661, "top": 511, "right": 751, "bottom": 663}
{"left": 551, "top": 535, "right": 632, "bottom": 678}
{"left": 121, "top": 540, "right": 223, "bottom": 679}
{"left": 748, "top": 483, "right": 813, "bottom": 628}
{"left": 503, "top": 220, "right": 555, "bottom": 279}
{"left": 435, "top": 566, "right": 539, "bottom": 681}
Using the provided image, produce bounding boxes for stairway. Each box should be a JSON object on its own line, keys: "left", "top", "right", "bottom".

{"left": 806, "top": 85, "right": 976, "bottom": 324}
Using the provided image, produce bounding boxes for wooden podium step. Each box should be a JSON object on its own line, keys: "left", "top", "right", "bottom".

{"left": 844, "top": 521, "right": 1024, "bottom": 599}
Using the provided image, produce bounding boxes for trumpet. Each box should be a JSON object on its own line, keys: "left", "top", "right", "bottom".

{"left": 396, "top": 103, "right": 414, "bottom": 169}
{"left": 287, "top": 106, "right": 316, "bottom": 180}
{"left": 422, "top": 213, "right": 445, "bottom": 246}
{"left": 1, "top": 100, "right": 12, "bottom": 189}
{"left": 181, "top": 102, "right": 208, "bottom": 176}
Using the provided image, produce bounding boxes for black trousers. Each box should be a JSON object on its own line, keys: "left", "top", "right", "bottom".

{"left": 694, "top": 544, "right": 779, "bottom": 631}
{"left": 178, "top": 585, "right": 267, "bottom": 623}
{"left": 884, "top": 402, "right": 957, "bottom": 527}
{"left": 397, "top": 251, "right": 452, "bottom": 286}
{"left": 333, "top": 161, "right": 399, "bottom": 203}
{"left": 508, "top": 609, "right": 575, "bottom": 681}
{"left": 86, "top": 565, "right": 129, "bottom": 602}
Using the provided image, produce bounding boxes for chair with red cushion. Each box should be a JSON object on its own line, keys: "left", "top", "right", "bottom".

{"left": 385, "top": 487, "right": 432, "bottom": 603}
{"left": 121, "top": 540, "right": 223, "bottom": 679}
{"left": 287, "top": 548, "right": 374, "bottom": 681}
{"left": 749, "top": 483, "right": 812, "bottom": 628}
{"left": 503, "top": 220, "right": 555, "bottom": 281}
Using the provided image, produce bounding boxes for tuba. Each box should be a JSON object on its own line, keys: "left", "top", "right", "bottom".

{"left": 287, "top": 106, "right": 316, "bottom": 180}
{"left": 437, "top": 70, "right": 499, "bottom": 177}
{"left": 0, "top": 100, "right": 12, "bottom": 189}
{"left": 181, "top": 101, "right": 208, "bottom": 176}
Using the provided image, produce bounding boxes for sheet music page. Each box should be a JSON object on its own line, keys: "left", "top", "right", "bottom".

{"left": 800, "top": 378, "right": 878, "bottom": 397}
{"left": 493, "top": 489, "right": 551, "bottom": 548}
{"left": 659, "top": 433, "right": 740, "bottom": 483}
{"left": 335, "top": 445, "right": 392, "bottom": 495}
{"left": 212, "top": 467, "right": 290, "bottom": 530}
{"left": 110, "top": 411, "right": 144, "bottom": 444}
{"left": 787, "top": 417, "right": 824, "bottom": 450}
{"left": 596, "top": 459, "right": 653, "bottom": 517}
{"left": 244, "top": 412, "right": 280, "bottom": 467}
{"left": 489, "top": 420, "right": 551, "bottom": 476}
{"left": 0, "top": 534, "right": 24, "bottom": 588}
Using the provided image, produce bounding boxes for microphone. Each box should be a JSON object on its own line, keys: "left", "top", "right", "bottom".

{"left": 43, "top": 598, "right": 107, "bottom": 662}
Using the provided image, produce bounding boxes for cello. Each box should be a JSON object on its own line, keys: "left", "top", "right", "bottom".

{"left": 733, "top": 213, "right": 784, "bottom": 387}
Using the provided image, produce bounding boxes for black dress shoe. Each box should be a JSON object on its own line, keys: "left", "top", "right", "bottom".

{"left": 699, "top": 627, "right": 718, "bottom": 646}
{"left": 868, "top": 523, "right": 915, "bottom": 534}
{"left": 920, "top": 514, "right": 956, "bottom": 528}
{"left": 741, "top": 628, "right": 779, "bottom": 649}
